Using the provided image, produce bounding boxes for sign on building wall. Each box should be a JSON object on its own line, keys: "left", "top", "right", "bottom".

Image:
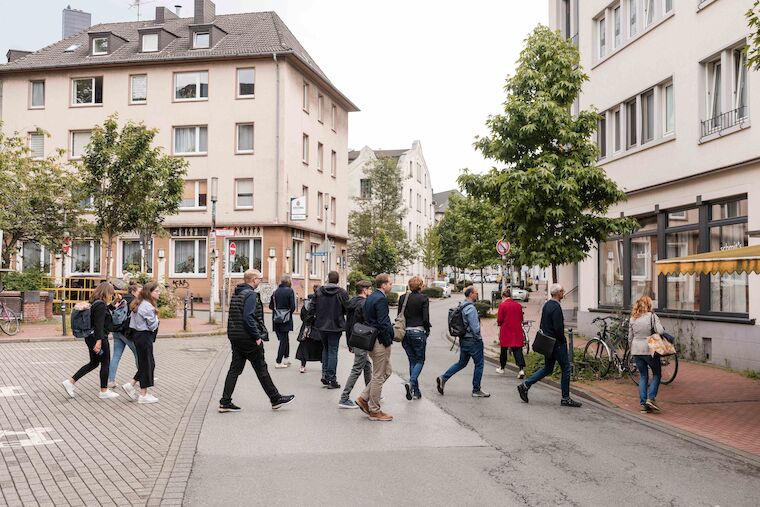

{"left": 290, "top": 196, "right": 307, "bottom": 221}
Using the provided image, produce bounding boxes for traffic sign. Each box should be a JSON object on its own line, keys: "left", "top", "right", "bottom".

{"left": 311, "top": 251, "right": 326, "bottom": 257}
{"left": 229, "top": 242, "right": 237, "bottom": 256}
{"left": 62, "top": 237, "right": 71, "bottom": 254}
{"left": 216, "top": 228, "right": 235, "bottom": 237}
{"left": 496, "top": 240, "right": 511, "bottom": 256}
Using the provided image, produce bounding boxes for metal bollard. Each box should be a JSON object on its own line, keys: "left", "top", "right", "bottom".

{"left": 568, "top": 328, "right": 575, "bottom": 375}
{"left": 190, "top": 292, "right": 194, "bottom": 318}
{"left": 61, "top": 298, "right": 67, "bottom": 336}
{"left": 183, "top": 293, "right": 189, "bottom": 332}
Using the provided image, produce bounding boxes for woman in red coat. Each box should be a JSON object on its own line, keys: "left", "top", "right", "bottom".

{"left": 496, "top": 289, "right": 526, "bottom": 379}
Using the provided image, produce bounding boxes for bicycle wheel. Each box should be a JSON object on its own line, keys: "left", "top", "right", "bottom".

{"left": 627, "top": 354, "right": 640, "bottom": 385}
{"left": 660, "top": 354, "right": 679, "bottom": 384}
{"left": 0, "top": 308, "right": 20, "bottom": 336}
{"left": 583, "top": 338, "right": 612, "bottom": 378}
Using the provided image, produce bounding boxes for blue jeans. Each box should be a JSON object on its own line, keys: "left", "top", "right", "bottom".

{"left": 524, "top": 340, "right": 571, "bottom": 399}
{"left": 109, "top": 332, "right": 137, "bottom": 383}
{"left": 321, "top": 331, "right": 341, "bottom": 383}
{"left": 635, "top": 355, "right": 662, "bottom": 405}
{"left": 441, "top": 338, "right": 484, "bottom": 392}
{"left": 402, "top": 329, "right": 427, "bottom": 395}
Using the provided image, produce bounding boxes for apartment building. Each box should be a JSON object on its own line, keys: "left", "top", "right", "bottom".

{"left": 347, "top": 141, "right": 436, "bottom": 282}
{"left": 549, "top": 0, "right": 760, "bottom": 369}
{"left": 0, "top": 0, "right": 358, "bottom": 301}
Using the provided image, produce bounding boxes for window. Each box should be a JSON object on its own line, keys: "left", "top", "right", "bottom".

{"left": 227, "top": 238, "right": 262, "bottom": 274}
{"left": 174, "top": 126, "right": 208, "bottom": 155}
{"left": 71, "top": 240, "right": 100, "bottom": 274}
{"left": 331, "top": 104, "right": 337, "bottom": 131}
{"left": 141, "top": 33, "right": 158, "bottom": 52}
{"left": 317, "top": 94, "right": 324, "bottom": 123}
{"left": 303, "top": 82, "right": 310, "bottom": 112}
{"left": 630, "top": 233, "right": 658, "bottom": 307}
{"left": 628, "top": 0, "right": 637, "bottom": 37}
{"left": 710, "top": 223, "right": 748, "bottom": 313}
{"left": 711, "top": 199, "right": 748, "bottom": 220}
{"left": 330, "top": 150, "right": 337, "bottom": 177}
{"left": 664, "top": 84, "right": 674, "bottom": 134}
{"left": 30, "top": 80, "right": 44, "bottom": 108}
{"left": 292, "top": 238, "right": 304, "bottom": 275}
{"left": 317, "top": 143, "right": 324, "bottom": 172}
{"left": 302, "top": 134, "right": 309, "bottom": 164}
{"left": 613, "top": 6, "right": 621, "bottom": 48}
{"left": 302, "top": 186, "right": 309, "bottom": 217}
{"left": 416, "top": 163, "right": 422, "bottom": 183}
{"left": 613, "top": 108, "right": 622, "bottom": 152}
{"left": 237, "top": 68, "right": 255, "bottom": 97}
{"left": 360, "top": 179, "right": 371, "bottom": 199}
{"left": 665, "top": 0, "right": 672, "bottom": 13}
{"left": 597, "top": 117, "right": 607, "bottom": 158}
{"left": 236, "top": 123, "right": 254, "bottom": 153}
{"left": 598, "top": 17, "right": 607, "bottom": 58}
{"left": 193, "top": 32, "right": 210, "bottom": 49}
{"left": 121, "top": 239, "right": 152, "bottom": 274}
{"left": 70, "top": 130, "right": 92, "bottom": 159}
{"left": 408, "top": 161, "right": 413, "bottom": 178}
{"left": 424, "top": 198, "right": 428, "bottom": 216}
{"left": 668, "top": 208, "right": 699, "bottom": 227}
{"left": 72, "top": 77, "right": 103, "bottom": 105}
{"left": 309, "top": 243, "right": 320, "bottom": 278}
{"left": 331, "top": 197, "right": 336, "bottom": 224}
{"left": 707, "top": 60, "right": 722, "bottom": 123}
{"left": 408, "top": 222, "right": 412, "bottom": 238}
{"left": 235, "top": 178, "right": 253, "bottom": 209}
{"left": 29, "top": 132, "right": 44, "bottom": 159}
{"left": 92, "top": 37, "right": 108, "bottom": 55}
{"left": 641, "top": 90, "right": 655, "bottom": 143}
{"left": 666, "top": 229, "right": 701, "bottom": 311}
{"left": 644, "top": 0, "right": 655, "bottom": 27}
{"left": 21, "top": 242, "right": 50, "bottom": 273}
{"left": 409, "top": 189, "right": 413, "bottom": 208}
{"left": 626, "top": 99, "right": 637, "bottom": 148}
{"left": 174, "top": 71, "right": 208, "bottom": 100}
{"left": 130, "top": 74, "right": 147, "bottom": 104}
{"left": 734, "top": 49, "right": 747, "bottom": 117}
{"left": 317, "top": 192, "right": 324, "bottom": 220}
{"left": 172, "top": 239, "right": 207, "bottom": 275}
{"left": 180, "top": 180, "right": 208, "bottom": 209}
{"left": 599, "top": 239, "right": 624, "bottom": 306}
{"left": 417, "top": 193, "right": 422, "bottom": 212}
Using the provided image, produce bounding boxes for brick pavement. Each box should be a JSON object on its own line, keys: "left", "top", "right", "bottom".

{"left": 0, "top": 336, "right": 228, "bottom": 506}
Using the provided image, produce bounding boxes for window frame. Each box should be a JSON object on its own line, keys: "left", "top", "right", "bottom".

{"left": 118, "top": 238, "right": 153, "bottom": 276}
{"left": 598, "top": 16, "right": 607, "bottom": 59}
{"left": 302, "top": 81, "right": 310, "bottom": 113}
{"left": 235, "top": 123, "right": 254, "bottom": 154}
{"left": 641, "top": 89, "right": 655, "bottom": 144}
{"left": 360, "top": 178, "right": 371, "bottom": 199}
{"left": 613, "top": 4, "right": 622, "bottom": 49}
{"left": 733, "top": 48, "right": 748, "bottom": 115}
{"left": 330, "top": 196, "right": 337, "bottom": 225}
{"left": 226, "top": 237, "right": 263, "bottom": 276}
{"left": 71, "top": 77, "right": 103, "bottom": 106}
{"left": 235, "top": 178, "right": 254, "bottom": 209}
{"left": 173, "top": 125, "right": 208, "bottom": 156}
{"left": 302, "top": 134, "right": 309, "bottom": 164}
{"left": 291, "top": 237, "right": 304, "bottom": 276}
{"left": 141, "top": 33, "right": 159, "bottom": 53}
{"left": 129, "top": 74, "right": 148, "bottom": 104}
{"left": 317, "top": 191, "right": 324, "bottom": 220}
{"left": 179, "top": 179, "right": 208, "bottom": 210}
{"left": 28, "top": 132, "right": 44, "bottom": 159}
{"left": 69, "top": 130, "right": 93, "bottom": 160}
{"left": 330, "top": 150, "right": 337, "bottom": 178}
{"left": 29, "top": 80, "right": 45, "bottom": 109}
{"left": 92, "top": 37, "right": 108, "bottom": 56}
{"left": 317, "top": 142, "right": 324, "bottom": 172}
{"left": 664, "top": 82, "right": 675, "bottom": 135}
{"left": 331, "top": 104, "right": 337, "bottom": 131}
{"left": 193, "top": 31, "right": 210, "bottom": 49}
{"left": 173, "top": 71, "right": 209, "bottom": 101}
{"left": 70, "top": 239, "right": 101, "bottom": 275}
{"left": 236, "top": 67, "right": 255, "bottom": 98}
{"left": 317, "top": 94, "right": 325, "bottom": 123}
{"left": 19, "top": 241, "right": 51, "bottom": 274}
{"left": 170, "top": 238, "right": 207, "bottom": 278}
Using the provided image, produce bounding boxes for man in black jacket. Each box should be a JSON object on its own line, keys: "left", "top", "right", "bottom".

{"left": 219, "top": 269, "right": 294, "bottom": 412}
{"left": 313, "top": 271, "right": 349, "bottom": 388}
{"left": 338, "top": 280, "right": 373, "bottom": 409}
{"left": 517, "top": 283, "right": 582, "bottom": 407}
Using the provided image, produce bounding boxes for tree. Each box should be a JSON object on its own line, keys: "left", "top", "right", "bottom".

{"left": 364, "top": 230, "right": 400, "bottom": 277}
{"left": 79, "top": 115, "right": 187, "bottom": 276}
{"left": 417, "top": 224, "right": 442, "bottom": 283}
{"left": 0, "top": 127, "right": 87, "bottom": 269}
{"left": 459, "top": 25, "right": 637, "bottom": 282}
{"left": 438, "top": 194, "right": 468, "bottom": 281}
{"left": 348, "top": 156, "right": 412, "bottom": 275}
{"left": 747, "top": 1, "right": 760, "bottom": 70}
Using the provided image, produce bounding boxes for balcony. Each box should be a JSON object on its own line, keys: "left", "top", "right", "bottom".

{"left": 700, "top": 107, "right": 749, "bottom": 139}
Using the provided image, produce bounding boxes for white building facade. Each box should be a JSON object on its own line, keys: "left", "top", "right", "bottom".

{"left": 549, "top": 0, "right": 760, "bottom": 370}
{"left": 348, "top": 141, "right": 435, "bottom": 283}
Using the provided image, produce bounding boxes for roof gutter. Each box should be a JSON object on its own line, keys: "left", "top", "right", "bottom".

{"left": 273, "top": 52, "right": 281, "bottom": 225}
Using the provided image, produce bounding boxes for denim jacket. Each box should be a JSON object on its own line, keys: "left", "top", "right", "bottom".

{"left": 461, "top": 301, "right": 481, "bottom": 340}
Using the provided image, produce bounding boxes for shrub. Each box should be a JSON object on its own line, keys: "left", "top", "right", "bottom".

{"left": 386, "top": 291, "right": 399, "bottom": 307}
{"left": 464, "top": 280, "right": 473, "bottom": 287}
{"left": 130, "top": 272, "right": 153, "bottom": 285}
{"left": 347, "top": 270, "right": 370, "bottom": 296}
{"left": 422, "top": 287, "right": 444, "bottom": 298}
{"left": 2, "top": 269, "right": 45, "bottom": 291}
{"left": 474, "top": 300, "right": 492, "bottom": 317}
{"left": 156, "top": 287, "right": 179, "bottom": 318}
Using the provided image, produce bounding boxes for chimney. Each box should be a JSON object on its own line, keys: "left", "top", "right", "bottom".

{"left": 194, "top": 0, "right": 216, "bottom": 25}
{"left": 155, "top": 6, "right": 179, "bottom": 23}
{"left": 175, "top": 5, "right": 182, "bottom": 17}
{"left": 62, "top": 5, "right": 91, "bottom": 39}
{"left": 6, "top": 49, "right": 32, "bottom": 63}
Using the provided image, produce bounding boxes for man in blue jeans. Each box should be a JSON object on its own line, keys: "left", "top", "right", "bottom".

{"left": 437, "top": 287, "right": 490, "bottom": 398}
{"left": 313, "top": 270, "right": 349, "bottom": 389}
{"left": 517, "top": 283, "right": 582, "bottom": 407}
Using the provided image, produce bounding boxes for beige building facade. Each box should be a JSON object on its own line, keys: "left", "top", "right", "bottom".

{"left": 549, "top": 0, "right": 760, "bottom": 369}
{"left": 0, "top": 2, "right": 357, "bottom": 302}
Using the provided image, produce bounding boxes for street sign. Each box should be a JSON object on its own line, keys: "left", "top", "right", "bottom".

{"left": 216, "top": 228, "right": 235, "bottom": 237}
{"left": 229, "top": 242, "right": 237, "bottom": 256}
{"left": 311, "top": 251, "right": 326, "bottom": 257}
{"left": 62, "top": 237, "right": 71, "bottom": 254}
{"left": 290, "top": 196, "right": 307, "bottom": 221}
{"left": 496, "top": 240, "right": 511, "bottom": 256}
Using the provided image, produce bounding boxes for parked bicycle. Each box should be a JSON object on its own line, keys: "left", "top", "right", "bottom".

{"left": 522, "top": 319, "right": 534, "bottom": 354}
{"left": 0, "top": 284, "right": 21, "bottom": 336}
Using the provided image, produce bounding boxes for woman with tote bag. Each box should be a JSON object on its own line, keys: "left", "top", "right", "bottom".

{"left": 270, "top": 274, "right": 296, "bottom": 368}
{"left": 629, "top": 296, "right": 666, "bottom": 413}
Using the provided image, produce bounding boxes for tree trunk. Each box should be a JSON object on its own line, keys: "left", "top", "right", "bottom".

{"left": 551, "top": 264, "right": 558, "bottom": 284}
{"left": 106, "top": 232, "right": 114, "bottom": 278}
{"left": 480, "top": 267, "right": 485, "bottom": 303}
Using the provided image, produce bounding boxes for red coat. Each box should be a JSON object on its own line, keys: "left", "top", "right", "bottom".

{"left": 497, "top": 298, "right": 524, "bottom": 348}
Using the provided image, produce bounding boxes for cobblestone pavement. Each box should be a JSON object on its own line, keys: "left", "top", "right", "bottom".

{"left": 0, "top": 336, "right": 228, "bottom": 506}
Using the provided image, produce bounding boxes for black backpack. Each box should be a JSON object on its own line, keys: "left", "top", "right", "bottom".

{"left": 448, "top": 305, "right": 468, "bottom": 338}
{"left": 71, "top": 303, "right": 93, "bottom": 339}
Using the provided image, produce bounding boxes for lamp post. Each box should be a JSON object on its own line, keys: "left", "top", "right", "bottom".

{"left": 324, "top": 195, "right": 330, "bottom": 275}
{"left": 209, "top": 177, "right": 219, "bottom": 324}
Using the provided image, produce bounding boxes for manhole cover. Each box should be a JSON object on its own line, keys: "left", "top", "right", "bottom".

{"left": 182, "top": 348, "right": 217, "bottom": 353}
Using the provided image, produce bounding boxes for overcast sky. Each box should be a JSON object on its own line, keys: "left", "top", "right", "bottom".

{"left": 2, "top": 0, "right": 547, "bottom": 193}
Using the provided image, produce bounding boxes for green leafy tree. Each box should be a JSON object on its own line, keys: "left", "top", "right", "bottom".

{"left": 747, "top": 1, "right": 760, "bottom": 70}
{"left": 437, "top": 194, "right": 468, "bottom": 281}
{"left": 348, "top": 156, "right": 412, "bottom": 274}
{"left": 459, "top": 25, "right": 636, "bottom": 282}
{"left": 364, "top": 230, "right": 400, "bottom": 277}
{"left": 79, "top": 115, "right": 187, "bottom": 276}
{"left": 0, "top": 127, "right": 88, "bottom": 269}
{"left": 418, "top": 224, "right": 442, "bottom": 283}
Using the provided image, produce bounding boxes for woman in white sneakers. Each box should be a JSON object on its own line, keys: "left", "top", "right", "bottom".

{"left": 122, "top": 282, "right": 161, "bottom": 404}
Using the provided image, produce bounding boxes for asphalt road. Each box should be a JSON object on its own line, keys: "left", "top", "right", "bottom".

{"left": 185, "top": 295, "right": 760, "bottom": 506}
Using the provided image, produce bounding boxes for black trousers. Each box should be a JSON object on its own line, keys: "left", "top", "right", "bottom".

{"left": 220, "top": 344, "right": 280, "bottom": 405}
{"left": 72, "top": 335, "right": 110, "bottom": 389}
{"left": 275, "top": 330, "right": 290, "bottom": 363}
{"left": 500, "top": 346, "right": 526, "bottom": 369}
{"left": 132, "top": 330, "right": 156, "bottom": 389}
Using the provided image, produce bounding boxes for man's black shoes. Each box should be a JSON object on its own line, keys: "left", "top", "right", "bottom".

{"left": 436, "top": 376, "right": 445, "bottom": 395}
{"left": 320, "top": 378, "right": 329, "bottom": 386}
{"left": 326, "top": 381, "right": 341, "bottom": 389}
{"left": 271, "top": 394, "right": 295, "bottom": 409}
{"left": 561, "top": 398, "right": 582, "bottom": 408}
{"left": 517, "top": 384, "right": 529, "bottom": 403}
{"left": 404, "top": 383, "right": 413, "bottom": 400}
{"left": 218, "top": 402, "right": 241, "bottom": 413}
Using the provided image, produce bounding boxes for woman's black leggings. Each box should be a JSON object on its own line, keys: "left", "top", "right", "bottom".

{"left": 276, "top": 330, "right": 290, "bottom": 363}
{"left": 132, "top": 330, "right": 156, "bottom": 389}
{"left": 72, "top": 336, "right": 110, "bottom": 389}
{"left": 500, "top": 346, "right": 526, "bottom": 369}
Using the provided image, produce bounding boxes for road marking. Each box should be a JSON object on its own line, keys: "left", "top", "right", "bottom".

{"left": 0, "top": 386, "right": 25, "bottom": 397}
{"left": 0, "top": 428, "right": 62, "bottom": 448}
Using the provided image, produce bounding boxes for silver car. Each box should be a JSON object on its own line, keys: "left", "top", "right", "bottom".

{"left": 511, "top": 287, "right": 529, "bottom": 301}
{"left": 432, "top": 281, "right": 451, "bottom": 298}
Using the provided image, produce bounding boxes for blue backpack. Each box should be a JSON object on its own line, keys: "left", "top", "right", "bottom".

{"left": 71, "top": 303, "right": 93, "bottom": 339}
{"left": 111, "top": 302, "right": 130, "bottom": 333}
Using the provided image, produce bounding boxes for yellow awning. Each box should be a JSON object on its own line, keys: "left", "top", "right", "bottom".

{"left": 655, "top": 244, "right": 760, "bottom": 276}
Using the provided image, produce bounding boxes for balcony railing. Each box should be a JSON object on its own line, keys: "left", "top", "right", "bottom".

{"left": 700, "top": 106, "right": 749, "bottom": 139}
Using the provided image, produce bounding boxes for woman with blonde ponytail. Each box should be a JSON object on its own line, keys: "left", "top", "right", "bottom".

{"left": 629, "top": 296, "right": 666, "bottom": 413}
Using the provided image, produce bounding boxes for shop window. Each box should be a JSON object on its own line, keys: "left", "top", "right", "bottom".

{"left": 665, "top": 229, "right": 700, "bottom": 311}
{"left": 599, "top": 239, "right": 624, "bottom": 306}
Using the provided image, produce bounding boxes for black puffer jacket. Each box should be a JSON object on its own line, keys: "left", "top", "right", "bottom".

{"left": 313, "top": 284, "right": 348, "bottom": 333}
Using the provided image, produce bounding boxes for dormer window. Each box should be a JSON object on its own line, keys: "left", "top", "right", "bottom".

{"left": 193, "top": 32, "right": 210, "bottom": 49}
{"left": 141, "top": 33, "right": 158, "bottom": 52}
{"left": 92, "top": 37, "right": 108, "bottom": 55}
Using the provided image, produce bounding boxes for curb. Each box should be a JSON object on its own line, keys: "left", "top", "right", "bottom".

{"left": 444, "top": 332, "right": 760, "bottom": 469}
{"left": 0, "top": 329, "right": 227, "bottom": 344}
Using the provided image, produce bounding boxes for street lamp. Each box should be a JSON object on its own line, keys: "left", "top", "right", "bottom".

{"left": 209, "top": 177, "right": 219, "bottom": 324}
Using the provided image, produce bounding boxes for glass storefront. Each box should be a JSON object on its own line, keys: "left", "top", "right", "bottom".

{"left": 666, "top": 229, "right": 700, "bottom": 311}
{"left": 630, "top": 235, "right": 657, "bottom": 306}
{"left": 709, "top": 222, "right": 749, "bottom": 313}
{"left": 599, "top": 239, "right": 624, "bottom": 306}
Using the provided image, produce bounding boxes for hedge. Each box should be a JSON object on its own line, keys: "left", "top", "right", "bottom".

{"left": 387, "top": 291, "right": 400, "bottom": 306}
{"left": 421, "top": 287, "right": 443, "bottom": 298}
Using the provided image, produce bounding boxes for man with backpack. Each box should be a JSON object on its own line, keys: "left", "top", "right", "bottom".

{"left": 313, "top": 270, "right": 349, "bottom": 389}
{"left": 437, "top": 286, "right": 490, "bottom": 398}
{"left": 338, "top": 280, "right": 373, "bottom": 409}
{"left": 219, "top": 269, "right": 294, "bottom": 412}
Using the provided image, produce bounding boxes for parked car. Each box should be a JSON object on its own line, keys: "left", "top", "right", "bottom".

{"left": 472, "top": 274, "right": 482, "bottom": 283}
{"left": 432, "top": 281, "right": 451, "bottom": 298}
{"left": 511, "top": 287, "right": 529, "bottom": 301}
{"left": 391, "top": 284, "right": 407, "bottom": 298}
{"left": 485, "top": 274, "right": 498, "bottom": 283}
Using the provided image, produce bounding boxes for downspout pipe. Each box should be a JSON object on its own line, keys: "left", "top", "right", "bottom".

{"left": 273, "top": 53, "right": 281, "bottom": 224}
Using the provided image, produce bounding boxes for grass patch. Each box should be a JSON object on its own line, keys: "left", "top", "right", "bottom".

{"left": 506, "top": 348, "right": 598, "bottom": 382}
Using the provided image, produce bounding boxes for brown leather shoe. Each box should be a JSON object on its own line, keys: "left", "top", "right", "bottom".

{"left": 368, "top": 411, "right": 393, "bottom": 421}
{"left": 356, "top": 397, "right": 369, "bottom": 415}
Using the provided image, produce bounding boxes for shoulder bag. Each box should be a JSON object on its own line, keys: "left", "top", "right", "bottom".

{"left": 349, "top": 322, "right": 377, "bottom": 351}
{"left": 393, "top": 292, "right": 410, "bottom": 342}
{"left": 646, "top": 313, "right": 676, "bottom": 357}
{"left": 532, "top": 329, "right": 557, "bottom": 357}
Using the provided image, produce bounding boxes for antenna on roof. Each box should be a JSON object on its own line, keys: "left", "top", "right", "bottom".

{"left": 128, "top": 0, "right": 157, "bottom": 20}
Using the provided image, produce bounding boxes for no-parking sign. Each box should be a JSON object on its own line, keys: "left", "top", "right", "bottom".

{"left": 496, "top": 240, "right": 511, "bottom": 256}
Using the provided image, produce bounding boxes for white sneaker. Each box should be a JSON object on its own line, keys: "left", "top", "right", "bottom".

{"left": 138, "top": 394, "right": 159, "bottom": 404}
{"left": 61, "top": 380, "right": 76, "bottom": 398}
{"left": 495, "top": 367, "right": 504, "bottom": 374}
{"left": 299, "top": 366, "right": 305, "bottom": 373}
{"left": 275, "top": 363, "right": 286, "bottom": 369}
{"left": 518, "top": 370, "right": 525, "bottom": 379}
{"left": 107, "top": 382, "right": 117, "bottom": 389}
{"left": 122, "top": 382, "right": 138, "bottom": 401}
{"left": 99, "top": 390, "right": 119, "bottom": 399}
{"left": 283, "top": 359, "right": 292, "bottom": 366}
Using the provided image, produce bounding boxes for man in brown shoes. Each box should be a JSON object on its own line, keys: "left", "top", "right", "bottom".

{"left": 356, "top": 274, "right": 395, "bottom": 421}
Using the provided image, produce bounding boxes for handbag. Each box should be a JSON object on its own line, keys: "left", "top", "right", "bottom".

{"left": 532, "top": 329, "right": 557, "bottom": 357}
{"left": 273, "top": 308, "right": 291, "bottom": 324}
{"left": 349, "top": 322, "right": 378, "bottom": 351}
{"left": 392, "top": 291, "right": 410, "bottom": 342}
{"left": 646, "top": 314, "right": 676, "bottom": 357}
